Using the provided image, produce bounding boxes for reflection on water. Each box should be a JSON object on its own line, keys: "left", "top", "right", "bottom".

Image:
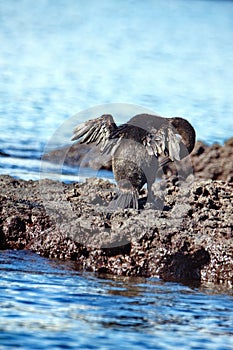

{"left": 0, "top": 250, "right": 233, "bottom": 349}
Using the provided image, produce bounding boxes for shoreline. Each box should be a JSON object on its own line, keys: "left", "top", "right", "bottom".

{"left": 0, "top": 137, "right": 232, "bottom": 287}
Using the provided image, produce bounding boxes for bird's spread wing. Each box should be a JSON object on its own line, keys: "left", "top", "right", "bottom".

{"left": 143, "top": 125, "right": 182, "bottom": 161}
{"left": 71, "top": 114, "right": 117, "bottom": 152}
{"left": 110, "top": 123, "right": 132, "bottom": 138}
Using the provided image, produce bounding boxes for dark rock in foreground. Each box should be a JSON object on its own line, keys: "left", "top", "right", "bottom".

{"left": 0, "top": 171, "right": 232, "bottom": 287}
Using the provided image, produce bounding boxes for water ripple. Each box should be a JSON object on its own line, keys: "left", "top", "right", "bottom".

{"left": 0, "top": 251, "right": 233, "bottom": 349}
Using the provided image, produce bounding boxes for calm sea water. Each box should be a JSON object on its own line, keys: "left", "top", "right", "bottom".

{"left": 0, "top": 1, "right": 233, "bottom": 349}
{"left": 0, "top": 250, "right": 233, "bottom": 350}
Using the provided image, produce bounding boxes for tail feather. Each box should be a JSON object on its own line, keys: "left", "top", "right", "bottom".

{"left": 108, "top": 190, "right": 139, "bottom": 210}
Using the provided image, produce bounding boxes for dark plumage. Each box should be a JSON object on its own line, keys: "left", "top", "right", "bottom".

{"left": 72, "top": 113, "right": 196, "bottom": 210}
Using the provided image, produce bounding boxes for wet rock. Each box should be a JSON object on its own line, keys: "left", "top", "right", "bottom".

{"left": 43, "top": 143, "right": 112, "bottom": 170}
{"left": 0, "top": 164, "right": 232, "bottom": 287}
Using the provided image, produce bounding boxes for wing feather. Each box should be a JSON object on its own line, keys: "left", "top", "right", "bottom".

{"left": 144, "top": 125, "right": 181, "bottom": 162}
{"left": 71, "top": 114, "right": 117, "bottom": 152}
{"left": 167, "top": 128, "right": 181, "bottom": 161}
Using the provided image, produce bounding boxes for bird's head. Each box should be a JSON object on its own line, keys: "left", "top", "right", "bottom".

{"left": 169, "top": 117, "right": 196, "bottom": 159}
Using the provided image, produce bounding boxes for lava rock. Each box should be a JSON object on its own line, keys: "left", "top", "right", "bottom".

{"left": 0, "top": 166, "right": 232, "bottom": 288}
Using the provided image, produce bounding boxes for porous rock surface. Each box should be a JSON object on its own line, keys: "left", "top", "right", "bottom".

{"left": 0, "top": 135, "right": 232, "bottom": 288}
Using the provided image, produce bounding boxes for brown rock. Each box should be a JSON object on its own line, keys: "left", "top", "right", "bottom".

{"left": 0, "top": 167, "right": 232, "bottom": 288}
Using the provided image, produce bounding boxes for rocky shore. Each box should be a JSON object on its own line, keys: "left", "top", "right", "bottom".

{"left": 1, "top": 138, "right": 232, "bottom": 287}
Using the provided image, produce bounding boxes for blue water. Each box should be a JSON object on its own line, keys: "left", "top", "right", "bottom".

{"left": 0, "top": 250, "right": 233, "bottom": 350}
{"left": 0, "top": 0, "right": 233, "bottom": 180}
{"left": 1, "top": 1, "right": 233, "bottom": 348}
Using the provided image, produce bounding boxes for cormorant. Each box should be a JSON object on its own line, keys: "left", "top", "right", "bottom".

{"left": 71, "top": 113, "right": 196, "bottom": 210}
